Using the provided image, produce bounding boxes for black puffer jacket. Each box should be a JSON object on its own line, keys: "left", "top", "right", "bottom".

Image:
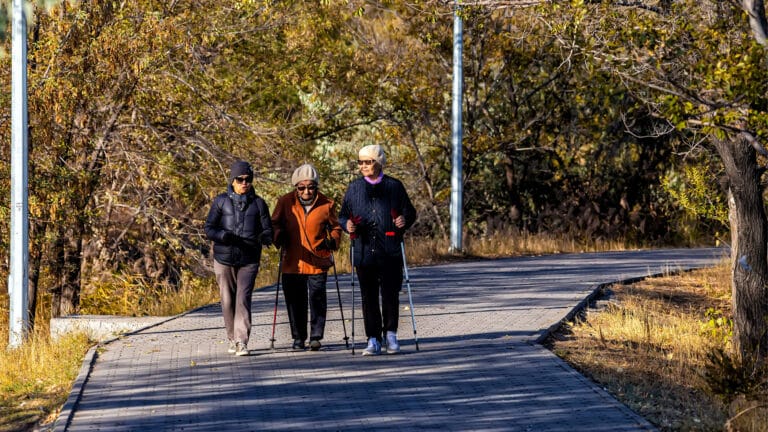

{"left": 205, "top": 186, "right": 273, "bottom": 266}
{"left": 339, "top": 175, "right": 416, "bottom": 266}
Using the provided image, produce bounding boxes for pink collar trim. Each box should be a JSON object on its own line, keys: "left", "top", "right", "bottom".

{"left": 364, "top": 172, "right": 384, "bottom": 185}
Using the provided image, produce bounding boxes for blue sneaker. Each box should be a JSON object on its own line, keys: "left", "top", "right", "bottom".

{"left": 385, "top": 331, "right": 400, "bottom": 354}
{"left": 362, "top": 337, "right": 381, "bottom": 356}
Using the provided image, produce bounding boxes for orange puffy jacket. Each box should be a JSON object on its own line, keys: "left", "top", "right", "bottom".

{"left": 271, "top": 191, "right": 342, "bottom": 274}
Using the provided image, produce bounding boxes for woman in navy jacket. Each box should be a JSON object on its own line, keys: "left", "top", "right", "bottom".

{"left": 339, "top": 145, "right": 416, "bottom": 355}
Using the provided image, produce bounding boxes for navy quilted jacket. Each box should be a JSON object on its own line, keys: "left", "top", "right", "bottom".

{"left": 204, "top": 186, "right": 273, "bottom": 266}
{"left": 339, "top": 175, "right": 416, "bottom": 266}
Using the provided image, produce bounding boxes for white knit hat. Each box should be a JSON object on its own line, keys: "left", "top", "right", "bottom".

{"left": 358, "top": 144, "right": 386, "bottom": 166}
{"left": 291, "top": 163, "right": 319, "bottom": 186}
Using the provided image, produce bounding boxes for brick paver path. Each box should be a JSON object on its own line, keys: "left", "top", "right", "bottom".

{"left": 54, "top": 248, "right": 725, "bottom": 431}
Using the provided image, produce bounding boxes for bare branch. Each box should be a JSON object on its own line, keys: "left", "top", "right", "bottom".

{"left": 740, "top": 130, "right": 768, "bottom": 159}
{"left": 614, "top": 1, "right": 664, "bottom": 14}
{"left": 458, "top": 0, "right": 547, "bottom": 6}
{"left": 433, "top": 0, "right": 547, "bottom": 9}
{"left": 686, "top": 119, "right": 768, "bottom": 160}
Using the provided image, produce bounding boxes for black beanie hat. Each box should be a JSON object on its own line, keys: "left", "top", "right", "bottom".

{"left": 229, "top": 161, "right": 254, "bottom": 183}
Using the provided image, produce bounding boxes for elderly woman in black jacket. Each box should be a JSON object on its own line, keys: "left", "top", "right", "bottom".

{"left": 339, "top": 145, "right": 416, "bottom": 356}
{"left": 205, "top": 161, "right": 273, "bottom": 356}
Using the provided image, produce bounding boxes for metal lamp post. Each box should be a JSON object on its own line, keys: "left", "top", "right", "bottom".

{"left": 9, "top": 0, "right": 30, "bottom": 349}
{"left": 450, "top": 1, "right": 464, "bottom": 253}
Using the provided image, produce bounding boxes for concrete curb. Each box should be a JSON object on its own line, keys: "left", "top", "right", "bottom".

{"left": 51, "top": 345, "right": 97, "bottom": 432}
{"left": 50, "top": 315, "right": 168, "bottom": 342}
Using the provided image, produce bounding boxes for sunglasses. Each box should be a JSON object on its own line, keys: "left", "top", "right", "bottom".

{"left": 297, "top": 184, "right": 317, "bottom": 192}
{"left": 234, "top": 176, "right": 253, "bottom": 184}
{"left": 357, "top": 159, "right": 376, "bottom": 166}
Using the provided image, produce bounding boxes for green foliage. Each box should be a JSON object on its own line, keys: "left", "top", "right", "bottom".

{"left": 701, "top": 307, "right": 734, "bottom": 346}
{"left": 443, "top": 4, "right": 684, "bottom": 242}
{"left": 572, "top": 1, "right": 768, "bottom": 150}
{"left": 662, "top": 163, "right": 729, "bottom": 230}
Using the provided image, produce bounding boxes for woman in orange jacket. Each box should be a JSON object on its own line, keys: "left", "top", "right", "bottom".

{"left": 271, "top": 164, "right": 343, "bottom": 351}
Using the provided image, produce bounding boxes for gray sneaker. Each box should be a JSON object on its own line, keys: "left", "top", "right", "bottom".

{"left": 385, "top": 331, "right": 400, "bottom": 354}
{"left": 235, "top": 342, "right": 249, "bottom": 356}
{"left": 362, "top": 337, "right": 381, "bottom": 356}
{"left": 227, "top": 340, "right": 237, "bottom": 354}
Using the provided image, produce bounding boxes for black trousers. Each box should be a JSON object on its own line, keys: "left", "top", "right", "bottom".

{"left": 356, "top": 256, "right": 403, "bottom": 342}
{"left": 282, "top": 273, "right": 328, "bottom": 341}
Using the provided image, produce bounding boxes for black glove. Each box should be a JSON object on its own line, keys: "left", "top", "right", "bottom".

{"left": 259, "top": 231, "right": 273, "bottom": 247}
{"left": 273, "top": 231, "right": 285, "bottom": 249}
{"left": 221, "top": 231, "right": 236, "bottom": 244}
{"left": 317, "top": 238, "right": 335, "bottom": 251}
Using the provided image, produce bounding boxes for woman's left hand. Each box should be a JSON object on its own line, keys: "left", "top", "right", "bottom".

{"left": 394, "top": 215, "right": 405, "bottom": 229}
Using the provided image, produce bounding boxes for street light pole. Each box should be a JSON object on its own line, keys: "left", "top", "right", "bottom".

{"left": 449, "top": 1, "right": 463, "bottom": 253}
{"left": 9, "top": 0, "right": 30, "bottom": 349}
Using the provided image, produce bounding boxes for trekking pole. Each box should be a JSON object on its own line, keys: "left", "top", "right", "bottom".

{"left": 330, "top": 250, "right": 350, "bottom": 348}
{"left": 399, "top": 241, "right": 419, "bottom": 351}
{"left": 270, "top": 248, "right": 284, "bottom": 349}
{"left": 349, "top": 215, "right": 361, "bottom": 355}
{"left": 391, "top": 209, "right": 419, "bottom": 351}
{"left": 350, "top": 238, "right": 357, "bottom": 355}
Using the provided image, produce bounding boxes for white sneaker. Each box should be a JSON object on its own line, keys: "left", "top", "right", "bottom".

{"left": 227, "top": 340, "right": 237, "bottom": 354}
{"left": 362, "top": 337, "right": 381, "bottom": 356}
{"left": 385, "top": 331, "right": 400, "bottom": 354}
{"left": 235, "top": 342, "right": 249, "bottom": 356}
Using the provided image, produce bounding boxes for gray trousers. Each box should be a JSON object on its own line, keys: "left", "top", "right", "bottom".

{"left": 214, "top": 261, "right": 259, "bottom": 344}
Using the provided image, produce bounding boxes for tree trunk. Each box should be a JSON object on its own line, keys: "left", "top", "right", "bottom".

{"left": 714, "top": 136, "right": 768, "bottom": 363}
{"left": 50, "top": 225, "right": 84, "bottom": 317}
{"left": 503, "top": 158, "right": 524, "bottom": 227}
{"left": 26, "top": 220, "right": 46, "bottom": 330}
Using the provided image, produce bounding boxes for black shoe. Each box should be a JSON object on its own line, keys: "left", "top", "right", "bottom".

{"left": 309, "top": 340, "right": 321, "bottom": 351}
{"left": 292, "top": 339, "right": 306, "bottom": 350}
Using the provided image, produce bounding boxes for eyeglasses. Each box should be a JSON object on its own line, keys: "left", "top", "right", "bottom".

{"left": 234, "top": 176, "right": 252, "bottom": 184}
{"left": 297, "top": 184, "right": 317, "bottom": 192}
{"left": 357, "top": 160, "right": 376, "bottom": 166}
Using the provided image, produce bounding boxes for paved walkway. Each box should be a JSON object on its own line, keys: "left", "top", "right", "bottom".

{"left": 52, "top": 248, "right": 726, "bottom": 431}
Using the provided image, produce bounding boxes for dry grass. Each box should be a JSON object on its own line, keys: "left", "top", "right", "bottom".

{"left": 406, "top": 228, "right": 631, "bottom": 264}
{"left": 0, "top": 311, "right": 92, "bottom": 432}
{"left": 78, "top": 270, "right": 221, "bottom": 317}
{"left": 547, "top": 261, "right": 768, "bottom": 431}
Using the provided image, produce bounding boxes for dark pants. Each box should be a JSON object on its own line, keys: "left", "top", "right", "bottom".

{"left": 356, "top": 256, "right": 403, "bottom": 342}
{"left": 213, "top": 261, "right": 259, "bottom": 344}
{"left": 282, "top": 273, "right": 328, "bottom": 342}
